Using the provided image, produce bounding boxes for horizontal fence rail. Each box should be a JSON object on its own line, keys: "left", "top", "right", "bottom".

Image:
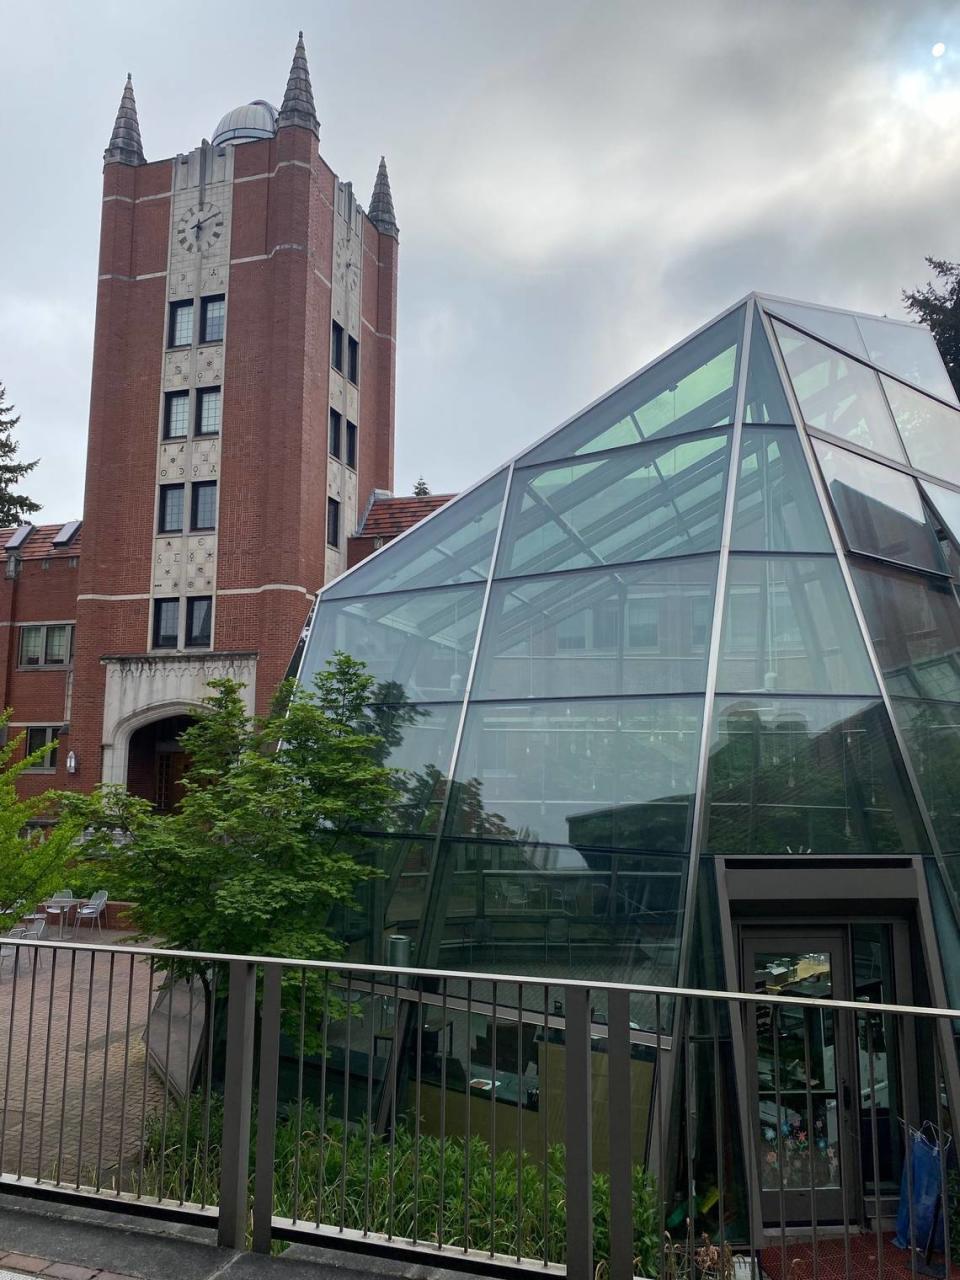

{"left": 0, "top": 935, "right": 956, "bottom": 1280}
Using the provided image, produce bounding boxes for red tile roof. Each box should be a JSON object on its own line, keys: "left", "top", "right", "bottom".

{"left": 357, "top": 495, "right": 454, "bottom": 539}
{"left": 0, "top": 522, "right": 83, "bottom": 559}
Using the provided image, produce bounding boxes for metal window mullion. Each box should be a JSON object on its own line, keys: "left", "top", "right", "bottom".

{"left": 407, "top": 459, "right": 516, "bottom": 968}
{"left": 673, "top": 299, "right": 755, "bottom": 987}
{"left": 757, "top": 303, "right": 947, "bottom": 874}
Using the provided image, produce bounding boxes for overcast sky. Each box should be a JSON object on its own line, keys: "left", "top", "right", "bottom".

{"left": 2, "top": 0, "right": 960, "bottom": 518}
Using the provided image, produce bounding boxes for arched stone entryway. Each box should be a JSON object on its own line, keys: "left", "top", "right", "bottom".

{"left": 126, "top": 713, "right": 196, "bottom": 811}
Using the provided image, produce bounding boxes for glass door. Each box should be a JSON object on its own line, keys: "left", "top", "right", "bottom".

{"left": 742, "top": 930, "right": 859, "bottom": 1225}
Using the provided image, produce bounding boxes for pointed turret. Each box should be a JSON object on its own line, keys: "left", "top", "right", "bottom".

{"left": 104, "top": 73, "right": 145, "bottom": 166}
{"left": 277, "top": 31, "right": 319, "bottom": 137}
{"left": 368, "top": 156, "right": 399, "bottom": 239}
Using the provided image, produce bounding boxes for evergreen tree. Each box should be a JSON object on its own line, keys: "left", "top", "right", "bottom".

{"left": 902, "top": 259, "right": 960, "bottom": 399}
{"left": 0, "top": 385, "right": 40, "bottom": 527}
{"left": 413, "top": 476, "right": 430, "bottom": 497}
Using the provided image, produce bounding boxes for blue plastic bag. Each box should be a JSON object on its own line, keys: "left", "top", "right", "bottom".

{"left": 894, "top": 1122, "right": 947, "bottom": 1254}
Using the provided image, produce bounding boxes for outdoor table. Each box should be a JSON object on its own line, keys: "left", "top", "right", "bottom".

{"left": 42, "top": 900, "right": 77, "bottom": 939}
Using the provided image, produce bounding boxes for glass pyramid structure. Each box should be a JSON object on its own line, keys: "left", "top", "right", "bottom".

{"left": 297, "top": 293, "right": 960, "bottom": 1001}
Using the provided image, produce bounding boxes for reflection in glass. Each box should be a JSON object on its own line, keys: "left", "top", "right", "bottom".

{"left": 331, "top": 836, "right": 436, "bottom": 966}
{"left": 731, "top": 429, "right": 832, "bottom": 552}
{"left": 851, "top": 562, "right": 960, "bottom": 702}
{"left": 717, "top": 556, "right": 878, "bottom": 695}
{"left": 519, "top": 307, "right": 744, "bottom": 464}
{"left": 705, "top": 696, "right": 930, "bottom": 855}
{"left": 448, "top": 696, "right": 703, "bottom": 852}
{"left": 889, "top": 698, "right": 960, "bottom": 851}
{"left": 498, "top": 432, "right": 730, "bottom": 577}
{"left": 766, "top": 302, "right": 868, "bottom": 358}
{"left": 859, "top": 317, "right": 958, "bottom": 407}
{"left": 323, "top": 470, "right": 507, "bottom": 598}
{"left": 882, "top": 376, "right": 960, "bottom": 485}
{"left": 744, "top": 321, "right": 793, "bottom": 425}
{"left": 472, "top": 556, "right": 718, "bottom": 700}
{"left": 774, "top": 322, "right": 905, "bottom": 461}
{"left": 429, "top": 840, "right": 685, "bottom": 992}
{"left": 299, "top": 585, "right": 483, "bottom": 702}
{"left": 851, "top": 923, "right": 904, "bottom": 1194}
{"left": 920, "top": 480, "right": 960, "bottom": 562}
{"left": 366, "top": 702, "right": 460, "bottom": 834}
{"left": 754, "top": 952, "right": 840, "bottom": 1190}
{"left": 814, "top": 440, "right": 946, "bottom": 574}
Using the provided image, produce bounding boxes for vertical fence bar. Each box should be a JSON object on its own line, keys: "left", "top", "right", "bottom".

{"left": 771, "top": 1003, "right": 788, "bottom": 1277}
{"left": 386, "top": 972, "right": 398, "bottom": 1243}
{"left": 340, "top": 971, "right": 353, "bottom": 1234}
{"left": 463, "top": 977, "right": 472, "bottom": 1255}
{"left": 16, "top": 947, "right": 40, "bottom": 1180}
{"left": 0, "top": 947, "right": 21, "bottom": 1174}
{"left": 488, "top": 981, "right": 497, "bottom": 1258}
{"left": 934, "top": 1027, "right": 951, "bottom": 1275}
{"left": 864, "top": 1010, "right": 883, "bottom": 1280}
{"left": 801, "top": 1006, "right": 818, "bottom": 1280}
{"left": 898, "top": 1015, "right": 919, "bottom": 1280}
{"left": 114, "top": 952, "right": 135, "bottom": 1195}
{"left": 439, "top": 975, "right": 448, "bottom": 1254}
{"left": 136, "top": 956, "right": 155, "bottom": 1199}
{"left": 364, "top": 978, "right": 375, "bottom": 1237}
{"left": 607, "top": 988, "right": 632, "bottom": 1280}
{"left": 178, "top": 970, "right": 197, "bottom": 1206}
{"left": 252, "top": 962, "right": 282, "bottom": 1253}
{"left": 199, "top": 964, "right": 218, "bottom": 1212}
{"left": 75, "top": 951, "right": 97, "bottom": 1189}
{"left": 541, "top": 982, "right": 549, "bottom": 1268}
{"left": 156, "top": 967, "right": 175, "bottom": 1200}
{"left": 515, "top": 981, "right": 523, "bottom": 1265}
{"left": 683, "top": 1000, "right": 694, "bottom": 1270}
{"left": 94, "top": 950, "right": 115, "bottom": 1191}
{"left": 218, "top": 959, "right": 256, "bottom": 1250}
{"left": 291, "top": 969, "right": 306, "bottom": 1226}
{"left": 316, "top": 970, "right": 330, "bottom": 1229}
{"left": 36, "top": 947, "right": 59, "bottom": 1183}
{"left": 656, "top": 993, "right": 665, "bottom": 1280}
{"left": 564, "top": 985, "right": 593, "bottom": 1280}
{"left": 711, "top": 1001, "right": 726, "bottom": 1269}
{"left": 413, "top": 984, "right": 423, "bottom": 1245}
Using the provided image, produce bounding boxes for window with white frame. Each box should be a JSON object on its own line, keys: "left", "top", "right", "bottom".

{"left": 18, "top": 623, "right": 74, "bottom": 668}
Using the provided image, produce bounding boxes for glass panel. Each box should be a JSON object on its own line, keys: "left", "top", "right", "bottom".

{"left": 299, "top": 585, "right": 484, "bottom": 703}
{"left": 497, "top": 431, "right": 730, "bottom": 578}
{"left": 731, "top": 429, "right": 832, "bottom": 552}
{"left": 766, "top": 301, "right": 868, "bottom": 357}
{"left": 882, "top": 375, "right": 960, "bottom": 484}
{"left": 706, "top": 695, "right": 930, "bottom": 855}
{"left": 330, "top": 835, "right": 436, "bottom": 966}
{"left": 851, "top": 562, "right": 960, "bottom": 701}
{"left": 755, "top": 953, "right": 841, "bottom": 1190}
{"left": 889, "top": 698, "right": 960, "bottom": 850}
{"left": 717, "top": 556, "right": 878, "bottom": 695}
{"left": 429, "top": 840, "right": 685, "bottom": 990}
{"left": 43, "top": 625, "right": 68, "bottom": 665}
{"left": 323, "top": 470, "right": 508, "bottom": 598}
{"left": 858, "top": 317, "right": 958, "bottom": 406}
{"left": 814, "top": 440, "right": 945, "bottom": 573}
{"left": 744, "top": 319, "right": 793, "bottom": 424}
{"left": 519, "top": 307, "right": 744, "bottom": 464}
{"left": 920, "top": 480, "right": 960, "bottom": 560}
{"left": 473, "top": 556, "right": 718, "bottom": 700}
{"left": 774, "top": 321, "right": 905, "bottom": 460}
{"left": 447, "top": 696, "right": 703, "bottom": 852}
{"left": 851, "top": 923, "right": 904, "bottom": 1195}
{"left": 197, "top": 388, "right": 221, "bottom": 435}
{"left": 19, "top": 627, "right": 41, "bottom": 666}
{"left": 365, "top": 702, "right": 460, "bottom": 835}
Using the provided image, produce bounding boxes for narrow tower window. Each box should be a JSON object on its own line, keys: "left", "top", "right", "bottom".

{"left": 158, "top": 484, "right": 185, "bottom": 534}
{"left": 185, "top": 596, "right": 213, "bottom": 648}
{"left": 196, "top": 387, "right": 222, "bottom": 436}
{"left": 152, "top": 599, "right": 179, "bottom": 649}
{"left": 329, "top": 409, "right": 342, "bottom": 459}
{"left": 327, "top": 497, "right": 341, "bottom": 548}
{"left": 201, "top": 295, "right": 225, "bottom": 343}
{"left": 191, "top": 481, "right": 217, "bottom": 531}
{"left": 164, "top": 391, "right": 190, "bottom": 440}
{"left": 169, "top": 301, "right": 194, "bottom": 348}
{"left": 347, "top": 336, "right": 360, "bottom": 384}
{"left": 331, "top": 322, "right": 344, "bottom": 372}
{"left": 346, "top": 421, "right": 357, "bottom": 469}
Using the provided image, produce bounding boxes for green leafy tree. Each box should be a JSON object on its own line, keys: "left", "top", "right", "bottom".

{"left": 413, "top": 476, "right": 431, "bottom": 497}
{"left": 903, "top": 258, "right": 960, "bottom": 398}
{"left": 0, "top": 713, "right": 79, "bottom": 922}
{"left": 0, "top": 384, "right": 40, "bottom": 527}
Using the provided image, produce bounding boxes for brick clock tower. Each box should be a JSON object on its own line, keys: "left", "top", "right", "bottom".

{"left": 66, "top": 35, "right": 399, "bottom": 802}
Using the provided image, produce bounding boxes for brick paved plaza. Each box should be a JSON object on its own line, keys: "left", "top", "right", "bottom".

{"left": 0, "top": 937, "right": 175, "bottom": 1190}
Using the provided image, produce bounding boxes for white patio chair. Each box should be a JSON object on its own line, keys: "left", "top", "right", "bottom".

{"left": 20, "top": 918, "right": 47, "bottom": 967}
{"left": 0, "top": 928, "right": 26, "bottom": 975}
{"left": 76, "top": 891, "right": 108, "bottom": 936}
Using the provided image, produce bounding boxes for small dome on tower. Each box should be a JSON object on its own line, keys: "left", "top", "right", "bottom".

{"left": 211, "top": 100, "right": 278, "bottom": 147}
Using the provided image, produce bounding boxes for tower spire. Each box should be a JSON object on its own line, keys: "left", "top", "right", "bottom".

{"left": 278, "top": 31, "right": 319, "bottom": 137}
{"left": 104, "top": 73, "right": 145, "bottom": 166}
{"left": 368, "top": 156, "right": 398, "bottom": 238}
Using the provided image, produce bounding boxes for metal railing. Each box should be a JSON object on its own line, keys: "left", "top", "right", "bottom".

{"left": 0, "top": 934, "right": 956, "bottom": 1280}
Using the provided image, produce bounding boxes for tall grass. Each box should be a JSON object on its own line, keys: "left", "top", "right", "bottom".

{"left": 140, "top": 1094, "right": 660, "bottom": 1271}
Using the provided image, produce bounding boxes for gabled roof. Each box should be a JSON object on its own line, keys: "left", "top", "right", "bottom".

{"left": 0, "top": 522, "right": 83, "bottom": 560}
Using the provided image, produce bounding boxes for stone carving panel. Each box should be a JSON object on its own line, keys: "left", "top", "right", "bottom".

{"left": 195, "top": 344, "right": 223, "bottom": 386}
{"left": 164, "top": 350, "right": 192, "bottom": 389}
{"left": 159, "top": 440, "right": 189, "bottom": 483}
{"left": 184, "top": 535, "right": 217, "bottom": 593}
{"left": 154, "top": 537, "right": 185, "bottom": 593}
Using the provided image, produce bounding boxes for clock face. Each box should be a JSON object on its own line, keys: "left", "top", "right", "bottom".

{"left": 176, "top": 202, "right": 225, "bottom": 254}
